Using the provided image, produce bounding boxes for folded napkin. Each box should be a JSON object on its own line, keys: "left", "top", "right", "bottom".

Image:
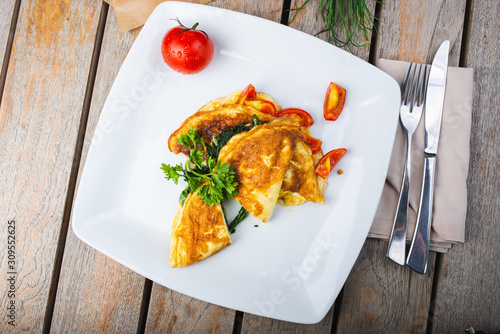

{"left": 105, "top": 0, "right": 212, "bottom": 32}
{"left": 370, "top": 59, "right": 474, "bottom": 253}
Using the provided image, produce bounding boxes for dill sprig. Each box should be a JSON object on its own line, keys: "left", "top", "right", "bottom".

{"left": 289, "top": 0, "right": 380, "bottom": 48}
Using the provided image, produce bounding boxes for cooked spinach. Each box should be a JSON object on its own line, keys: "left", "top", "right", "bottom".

{"left": 207, "top": 114, "right": 262, "bottom": 159}
{"left": 227, "top": 206, "right": 249, "bottom": 234}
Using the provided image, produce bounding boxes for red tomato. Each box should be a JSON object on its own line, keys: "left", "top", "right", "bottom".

{"left": 244, "top": 99, "right": 277, "bottom": 116}
{"left": 277, "top": 108, "right": 314, "bottom": 127}
{"left": 236, "top": 84, "right": 257, "bottom": 104}
{"left": 161, "top": 21, "right": 214, "bottom": 75}
{"left": 303, "top": 133, "right": 322, "bottom": 154}
{"left": 315, "top": 148, "right": 347, "bottom": 179}
{"left": 324, "top": 82, "right": 346, "bottom": 121}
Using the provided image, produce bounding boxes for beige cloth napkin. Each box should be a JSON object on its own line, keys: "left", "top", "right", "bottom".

{"left": 105, "top": 0, "right": 212, "bottom": 32}
{"left": 370, "top": 59, "right": 474, "bottom": 253}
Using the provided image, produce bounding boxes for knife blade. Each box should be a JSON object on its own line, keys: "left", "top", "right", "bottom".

{"left": 423, "top": 40, "right": 450, "bottom": 155}
{"left": 406, "top": 40, "right": 449, "bottom": 274}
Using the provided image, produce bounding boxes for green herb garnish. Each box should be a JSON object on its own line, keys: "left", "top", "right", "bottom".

{"left": 162, "top": 116, "right": 262, "bottom": 232}
{"left": 289, "top": 0, "right": 380, "bottom": 48}
{"left": 161, "top": 128, "right": 238, "bottom": 206}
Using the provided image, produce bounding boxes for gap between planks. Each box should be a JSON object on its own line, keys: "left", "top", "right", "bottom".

{"left": 137, "top": 278, "right": 154, "bottom": 334}
{"left": 459, "top": 0, "right": 474, "bottom": 68}
{"left": 368, "top": 0, "right": 384, "bottom": 65}
{"left": 41, "top": 3, "right": 109, "bottom": 334}
{"left": 0, "top": 0, "right": 22, "bottom": 107}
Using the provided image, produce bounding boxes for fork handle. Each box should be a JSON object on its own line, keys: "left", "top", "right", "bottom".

{"left": 386, "top": 133, "right": 412, "bottom": 265}
{"left": 407, "top": 154, "right": 435, "bottom": 274}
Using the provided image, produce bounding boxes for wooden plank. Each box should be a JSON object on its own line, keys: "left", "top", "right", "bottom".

{"left": 146, "top": 285, "right": 235, "bottom": 333}
{"left": 333, "top": 1, "right": 467, "bottom": 332}
{"left": 373, "top": 0, "right": 465, "bottom": 64}
{"left": 208, "top": 0, "right": 284, "bottom": 20}
{"left": 430, "top": 1, "right": 500, "bottom": 332}
{"left": 0, "top": 0, "right": 17, "bottom": 69}
{"left": 144, "top": 1, "right": 287, "bottom": 332}
{"left": 0, "top": 0, "right": 102, "bottom": 332}
{"left": 49, "top": 7, "right": 146, "bottom": 334}
{"left": 241, "top": 308, "right": 335, "bottom": 334}
{"left": 0, "top": 0, "right": 18, "bottom": 104}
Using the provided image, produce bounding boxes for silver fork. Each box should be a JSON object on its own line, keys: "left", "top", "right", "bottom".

{"left": 387, "top": 63, "right": 428, "bottom": 265}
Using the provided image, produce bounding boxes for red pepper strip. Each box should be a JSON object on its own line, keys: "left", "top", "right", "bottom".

{"left": 303, "top": 133, "right": 322, "bottom": 154}
{"left": 315, "top": 148, "right": 347, "bottom": 179}
{"left": 236, "top": 84, "right": 257, "bottom": 104}
{"left": 323, "top": 82, "right": 346, "bottom": 121}
{"left": 277, "top": 108, "right": 314, "bottom": 127}
{"left": 244, "top": 99, "right": 277, "bottom": 116}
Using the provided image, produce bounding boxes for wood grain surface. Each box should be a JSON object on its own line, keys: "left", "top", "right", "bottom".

{"left": 241, "top": 308, "right": 334, "bottom": 334}
{"left": 0, "top": 0, "right": 17, "bottom": 77}
{"left": 208, "top": 0, "right": 284, "bottom": 20}
{"left": 145, "top": 285, "right": 235, "bottom": 333}
{"left": 1, "top": 0, "right": 499, "bottom": 332}
{"left": 0, "top": 0, "right": 102, "bottom": 332}
{"left": 430, "top": 1, "right": 500, "bottom": 332}
{"left": 374, "top": 0, "right": 466, "bottom": 65}
{"left": 333, "top": 1, "right": 467, "bottom": 333}
{"left": 50, "top": 6, "right": 146, "bottom": 334}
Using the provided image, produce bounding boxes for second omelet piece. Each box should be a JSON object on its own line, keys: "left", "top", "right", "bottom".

{"left": 170, "top": 191, "right": 231, "bottom": 268}
{"left": 218, "top": 119, "right": 303, "bottom": 223}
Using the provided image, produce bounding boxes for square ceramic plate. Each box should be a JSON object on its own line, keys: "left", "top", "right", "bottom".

{"left": 72, "top": 1, "right": 400, "bottom": 324}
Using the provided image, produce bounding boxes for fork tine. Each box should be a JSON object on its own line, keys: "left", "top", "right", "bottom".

{"left": 409, "top": 64, "right": 422, "bottom": 112}
{"left": 416, "top": 65, "right": 429, "bottom": 106}
{"left": 401, "top": 63, "right": 414, "bottom": 103}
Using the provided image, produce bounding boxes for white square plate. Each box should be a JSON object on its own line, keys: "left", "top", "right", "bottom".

{"left": 72, "top": 1, "right": 400, "bottom": 324}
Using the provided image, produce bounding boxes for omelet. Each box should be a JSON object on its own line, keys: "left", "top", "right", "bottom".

{"left": 217, "top": 118, "right": 305, "bottom": 222}
{"left": 279, "top": 141, "right": 327, "bottom": 206}
{"left": 168, "top": 104, "right": 275, "bottom": 155}
{"left": 170, "top": 191, "right": 231, "bottom": 268}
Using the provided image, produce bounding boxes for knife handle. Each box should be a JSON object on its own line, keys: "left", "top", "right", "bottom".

{"left": 407, "top": 155, "right": 436, "bottom": 274}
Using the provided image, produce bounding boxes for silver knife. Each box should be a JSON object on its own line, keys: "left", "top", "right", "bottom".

{"left": 406, "top": 40, "right": 449, "bottom": 274}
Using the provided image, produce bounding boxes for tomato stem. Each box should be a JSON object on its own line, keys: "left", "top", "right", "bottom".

{"left": 171, "top": 17, "right": 209, "bottom": 40}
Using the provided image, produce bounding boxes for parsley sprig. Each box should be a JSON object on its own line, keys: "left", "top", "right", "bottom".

{"left": 160, "top": 128, "right": 238, "bottom": 206}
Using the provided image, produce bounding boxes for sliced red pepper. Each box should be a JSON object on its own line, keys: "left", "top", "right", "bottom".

{"left": 315, "top": 148, "right": 347, "bottom": 179}
{"left": 277, "top": 108, "right": 314, "bottom": 127}
{"left": 236, "top": 84, "right": 257, "bottom": 104}
{"left": 244, "top": 99, "right": 277, "bottom": 116}
{"left": 323, "top": 82, "right": 346, "bottom": 121}
{"left": 303, "top": 133, "right": 322, "bottom": 154}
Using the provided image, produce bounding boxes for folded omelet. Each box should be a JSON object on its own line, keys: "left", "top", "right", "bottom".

{"left": 167, "top": 87, "right": 328, "bottom": 266}
{"left": 217, "top": 118, "right": 306, "bottom": 222}
{"left": 168, "top": 105, "right": 276, "bottom": 155}
{"left": 170, "top": 191, "right": 231, "bottom": 267}
{"left": 279, "top": 140, "right": 326, "bottom": 206}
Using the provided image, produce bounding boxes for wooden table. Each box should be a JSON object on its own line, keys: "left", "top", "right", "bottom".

{"left": 1, "top": 0, "right": 499, "bottom": 333}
